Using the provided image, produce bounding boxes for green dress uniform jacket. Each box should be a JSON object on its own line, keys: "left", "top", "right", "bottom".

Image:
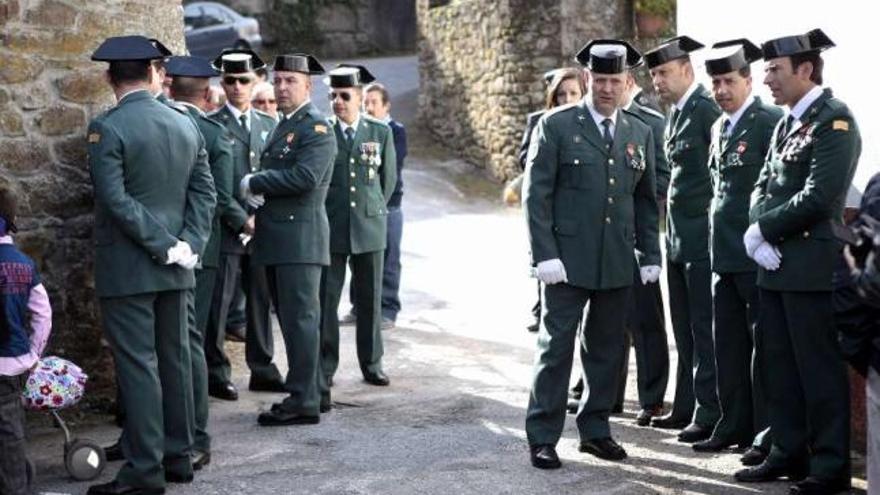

{"left": 524, "top": 101, "right": 661, "bottom": 290}
{"left": 89, "top": 90, "right": 217, "bottom": 297}
{"left": 666, "top": 84, "right": 722, "bottom": 262}
{"left": 209, "top": 105, "right": 275, "bottom": 254}
{"left": 627, "top": 101, "right": 670, "bottom": 201}
{"left": 249, "top": 102, "right": 338, "bottom": 265}
{"left": 181, "top": 104, "right": 236, "bottom": 268}
{"left": 326, "top": 115, "right": 397, "bottom": 254}
{"left": 750, "top": 88, "right": 861, "bottom": 291}
{"left": 709, "top": 97, "right": 783, "bottom": 273}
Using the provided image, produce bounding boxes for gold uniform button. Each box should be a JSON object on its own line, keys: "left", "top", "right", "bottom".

{"left": 767, "top": 193, "right": 773, "bottom": 199}
{"left": 350, "top": 201, "right": 356, "bottom": 208}
{"left": 250, "top": 151, "right": 255, "bottom": 157}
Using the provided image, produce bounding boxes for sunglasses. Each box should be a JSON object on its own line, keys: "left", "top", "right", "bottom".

{"left": 223, "top": 76, "right": 254, "bottom": 85}
{"left": 329, "top": 92, "right": 353, "bottom": 102}
{"left": 252, "top": 98, "right": 276, "bottom": 105}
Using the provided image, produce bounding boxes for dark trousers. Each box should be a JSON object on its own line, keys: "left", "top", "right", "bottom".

{"left": 348, "top": 207, "right": 405, "bottom": 321}
{"left": 711, "top": 271, "right": 765, "bottom": 444}
{"left": 525, "top": 283, "right": 628, "bottom": 445}
{"left": 531, "top": 280, "right": 542, "bottom": 324}
{"left": 192, "top": 270, "right": 216, "bottom": 453}
{"left": 666, "top": 257, "right": 720, "bottom": 427}
{"left": 0, "top": 374, "right": 28, "bottom": 495}
{"left": 205, "top": 253, "right": 238, "bottom": 385}
{"left": 242, "top": 254, "right": 281, "bottom": 383}
{"left": 265, "top": 264, "right": 322, "bottom": 415}
{"left": 321, "top": 251, "right": 385, "bottom": 383}
{"left": 758, "top": 288, "right": 850, "bottom": 478}
{"left": 101, "top": 290, "right": 194, "bottom": 489}
{"left": 616, "top": 264, "right": 670, "bottom": 409}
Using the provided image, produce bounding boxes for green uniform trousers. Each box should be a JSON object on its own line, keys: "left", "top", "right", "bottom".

{"left": 320, "top": 251, "right": 385, "bottom": 382}
{"left": 192, "top": 270, "right": 215, "bottom": 453}
{"left": 204, "top": 254, "right": 238, "bottom": 385}
{"left": 243, "top": 254, "right": 282, "bottom": 384}
{"left": 666, "top": 257, "right": 720, "bottom": 427}
{"left": 100, "top": 290, "right": 194, "bottom": 489}
{"left": 616, "top": 263, "right": 670, "bottom": 410}
{"left": 526, "top": 284, "right": 628, "bottom": 445}
{"left": 711, "top": 271, "right": 766, "bottom": 445}
{"left": 758, "top": 288, "right": 849, "bottom": 478}
{"left": 266, "top": 263, "right": 322, "bottom": 415}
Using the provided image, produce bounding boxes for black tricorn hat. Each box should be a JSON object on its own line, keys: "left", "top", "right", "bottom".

{"left": 212, "top": 48, "right": 265, "bottom": 74}
{"left": 149, "top": 38, "right": 173, "bottom": 58}
{"left": 273, "top": 53, "right": 325, "bottom": 75}
{"left": 761, "top": 28, "right": 835, "bottom": 60}
{"left": 575, "top": 39, "right": 642, "bottom": 73}
{"left": 91, "top": 35, "right": 167, "bottom": 62}
{"left": 165, "top": 56, "right": 218, "bottom": 78}
{"left": 705, "top": 39, "right": 762, "bottom": 76}
{"left": 543, "top": 68, "right": 563, "bottom": 85}
{"left": 324, "top": 64, "right": 376, "bottom": 88}
{"left": 644, "top": 35, "right": 704, "bottom": 69}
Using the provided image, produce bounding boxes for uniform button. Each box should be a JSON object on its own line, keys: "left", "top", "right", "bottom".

{"left": 350, "top": 186, "right": 356, "bottom": 192}
{"left": 803, "top": 231, "right": 810, "bottom": 238}
{"left": 607, "top": 197, "right": 614, "bottom": 204}
{"left": 609, "top": 178, "right": 616, "bottom": 185}
{"left": 605, "top": 217, "right": 611, "bottom": 224}
{"left": 288, "top": 215, "right": 294, "bottom": 220}
{"left": 250, "top": 151, "right": 255, "bottom": 157}
{"left": 350, "top": 201, "right": 356, "bottom": 208}
{"left": 350, "top": 172, "right": 356, "bottom": 178}
{"left": 767, "top": 193, "right": 773, "bottom": 199}
{"left": 574, "top": 159, "right": 580, "bottom": 165}
{"left": 608, "top": 158, "right": 614, "bottom": 165}
{"left": 350, "top": 158, "right": 355, "bottom": 164}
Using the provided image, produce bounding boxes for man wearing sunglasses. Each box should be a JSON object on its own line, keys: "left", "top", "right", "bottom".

{"left": 252, "top": 81, "right": 279, "bottom": 121}
{"left": 206, "top": 49, "right": 281, "bottom": 402}
{"left": 319, "top": 65, "right": 397, "bottom": 396}
{"left": 239, "top": 53, "right": 337, "bottom": 425}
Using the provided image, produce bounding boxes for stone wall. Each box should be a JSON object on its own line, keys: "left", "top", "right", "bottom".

{"left": 418, "top": 0, "right": 665, "bottom": 181}
{"left": 0, "top": 0, "right": 186, "bottom": 399}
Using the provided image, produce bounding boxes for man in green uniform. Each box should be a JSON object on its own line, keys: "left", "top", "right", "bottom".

{"left": 735, "top": 30, "right": 858, "bottom": 495}
{"left": 166, "top": 55, "right": 238, "bottom": 470}
{"left": 613, "top": 70, "right": 671, "bottom": 426}
{"left": 239, "top": 53, "right": 337, "bottom": 426}
{"left": 320, "top": 65, "right": 397, "bottom": 390}
{"left": 644, "top": 36, "right": 721, "bottom": 442}
{"left": 206, "top": 49, "right": 280, "bottom": 399}
{"left": 692, "top": 40, "right": 783, "bottom": 455}
{"left": 86, "top": 35, "right": 216, "bottom": 495}
{"left": 524, "top": 40, "right": 660, "bottom": 468}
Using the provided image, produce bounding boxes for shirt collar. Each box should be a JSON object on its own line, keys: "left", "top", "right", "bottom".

{"left": 724, "top": 93, "right": 754, "bottom": 131}
{"left": 585, "top": 99, "right": 617, "bottom": 130}
{"left": 0, "top": 235, "right": 12, "bottom": 245}
{"left": 225, "top": 102, "right": 250, "bottom": 121}
{"left": 338, "top": 114, "right": 361, "bottom": 134}
{"left": 178, "top": 101, "right": 204, "bottom": 116}
{"left": 117, "top": 88, "right": 150, "bottom": 105}
{"left": 282, "top": 99, "right": 311, "bottom": 120}
{"left": 788, "top": 85, "right": 824, "bottom": 121}
{"left": 675, "top": 81, "right": 700, "bottom": 111}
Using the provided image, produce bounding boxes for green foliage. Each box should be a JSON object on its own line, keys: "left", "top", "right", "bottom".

{"left": 267, "top": 0, "right": 354, "bottom": 51}
{"left": 634, "top": 0, "right": 675, "bottom": 17}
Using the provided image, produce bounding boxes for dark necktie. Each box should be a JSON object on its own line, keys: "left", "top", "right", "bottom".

{"left": 239, "top": 114, "right": 249, "bottom": 132}
{"left": 720, "top": 118, "right": 731, "bottom": 148}
{"left": 777, "top": 114, "right": 795, "bottom": 142}
{"left": 671, "top": 108, "right": 681, "bottom": 127}
{"left": 601, "top": 118, "right": 613, "bottom": 149}
{"left": 345, "top": 126, "right": 355, "bottom": 146}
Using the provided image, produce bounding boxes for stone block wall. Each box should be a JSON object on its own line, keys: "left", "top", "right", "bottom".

{"left": 0, "top": 0, "right": 186, "bottom": 398}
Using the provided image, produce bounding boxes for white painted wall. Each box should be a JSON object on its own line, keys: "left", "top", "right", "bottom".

{"left": 677, "top": 0, "right": 878, "bottom": 195}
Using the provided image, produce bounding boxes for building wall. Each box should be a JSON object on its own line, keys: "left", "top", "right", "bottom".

{"left": 0, "top": 0, "right": 186, "bottom": 396}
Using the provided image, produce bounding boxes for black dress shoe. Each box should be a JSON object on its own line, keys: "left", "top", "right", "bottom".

{"left": 578, "top": 437, "right": 627, "bottom": 461}
{"left": 734, "top": 461, "right": 809, "bottom": 483}
{"left": 363, "top": 371, "right": 390, "bottom": 386}
{"left": 678, "top": 423, "right": 712, "bottom": 443}
{"left": 208, "top": 381, "right": 239, "bottom": 401}
{"left": 789, "top": 475, "right": 850, "bottom": 494}
{"left": 87, "top": 480, "right": 165, "bottom": 495}
{"left": 248, "top": 376, "right": 286, "bottom": 393}
{"left": 611, "top": 404, "right": 624, "bottom": 414}
{"left": 636, "top": 405, "right": 664, "bottom": 427}
{"left": 651, "top": 414, "right": 689, "bottom": 430}
{"left": 529, "top": 444, "right": 561, "bottom": 469}
{"left": 104, "top": 440, "right": 124, "bottom": 462}
{"left": 692, "top": 437, "right": 744, "bottom": 452}
{"left": 258, "top": 409, "right": 320, "bottom": 426}
{"left": 164, "top": 471, "right": 193, "bottom": 483}
{"left": 192, "top": 450, "right": 211, "bottom": 471}
{"left": 740, "top": 446, "right": 768, "bottom": 466}
{"left": 224, "top": 325, "right": 246, "bottom": 343}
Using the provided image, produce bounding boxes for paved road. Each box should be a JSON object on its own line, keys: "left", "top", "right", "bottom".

{"left": 29, "top": 55, "right": 801, "bottom": 495}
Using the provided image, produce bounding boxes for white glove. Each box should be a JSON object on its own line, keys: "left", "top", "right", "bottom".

{"left": 753, "top": 242, "right": 782, "bottom": 271}
{"left": 164, "top": 240, "right": 193, "bottom": 265}
{"left": 245, "top": 194, "right": 265, "bottom": 209}
{"left": 177, "top": 253, "right": 200, "bottom": 270}
{"left": 240, "top": 174, "right": 253, "bottom": 198}
{"left": 639, "top": 265, "right": 662, "bottom": 284}
{"left": 743, "top": 223, "right": 765, "bottom": 258}
{"left": 536, "top": 259, "right": 568, "bottom": 285}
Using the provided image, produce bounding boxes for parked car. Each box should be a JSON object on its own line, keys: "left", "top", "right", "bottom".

{"left": 184, "top": 2, "right": 262, "bottom": 59}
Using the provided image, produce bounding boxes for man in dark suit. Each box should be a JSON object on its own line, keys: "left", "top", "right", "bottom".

{"left": 206, "top": 49, "right": 279, "bottom": 399}
{"left": 524, "top": 39, "right": 660, "bottom": 468}
{"left": 692, "top": 40, "right": 782, "bottom": 455}
{"left": 240, "top": 53, "right": 337, "bottom": 426}
{"left": 644, "top": 36, "right": 721, "bottom": 442}
{"left": 86, "top": 35, "right": 216, "bottom": 495}
{"left": 735, "top": 30, "right": 859, "bottom": 495}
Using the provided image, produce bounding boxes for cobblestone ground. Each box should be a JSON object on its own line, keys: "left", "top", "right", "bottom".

{"left": 27, "top": 55, "right": 860, "bottom": 495}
